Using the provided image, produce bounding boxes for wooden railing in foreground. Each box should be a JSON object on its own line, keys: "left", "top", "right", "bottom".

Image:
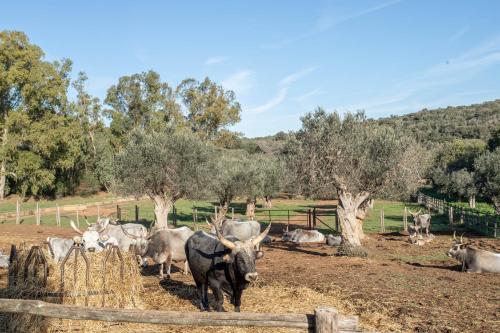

{"left": 0, "top": 298, "right": 365, "bottom": 333}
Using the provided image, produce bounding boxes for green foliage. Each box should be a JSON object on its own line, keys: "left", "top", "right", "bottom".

{"left": 113, "top": 128, "right": 212, "bottom": 201}
{"left": 474, "top": 148, "right": 500, "bottom": 214}
{"left": 177, "top": 77, "right": 241, "bottom": 142}
{"left": 105, "top": 70, "right": 183, "bottom": 147}
{"left": 285, "top": 108, "right": 427, "bottom": 200}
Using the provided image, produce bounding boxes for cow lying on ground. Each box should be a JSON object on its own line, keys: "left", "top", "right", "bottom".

{"left": 123, "top": 225, "right": 194, "bottom": 279}
{"left": 186, "top": 218, "right": 271, "bottom": 312}
{"left": 282, "top": 226, "right": 325, "bottom": 243}
{"left": 408, "top": 209, "right": 431, "bottom": 236}
{"left": 447, "top": 232, "right": 500, "bottom": 273}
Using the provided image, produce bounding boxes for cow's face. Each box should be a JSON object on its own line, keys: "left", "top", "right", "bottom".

{"left": 448, "top": 241, "right": 467, "bottom": 260}
{"left": 81, "top": 231, "right": 109, "bottom": 252}
{"left": 225, "top": 240, "right": 259, "bottom": 282}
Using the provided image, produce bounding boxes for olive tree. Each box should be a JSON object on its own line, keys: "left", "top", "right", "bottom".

{"left": 474, "top": 148, "right": 500, "bottom": 215}
{"left": 114, "top": 129, "right": 211, "bottom": 229}
{"left": 287, "top": 109, "right": 427, "bottom": 254}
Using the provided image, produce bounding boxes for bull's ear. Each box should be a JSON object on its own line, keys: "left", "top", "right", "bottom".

{"left": 222, "top": 254, "right": 234, "bottom": 263}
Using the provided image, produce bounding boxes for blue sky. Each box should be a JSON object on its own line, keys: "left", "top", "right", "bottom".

{"left": 2, "top": 1, "right": 500, "bottom": 137}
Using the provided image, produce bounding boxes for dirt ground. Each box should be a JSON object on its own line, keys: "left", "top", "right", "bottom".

{"left": 0, "top": 221, "right": 499, "bottom": 333}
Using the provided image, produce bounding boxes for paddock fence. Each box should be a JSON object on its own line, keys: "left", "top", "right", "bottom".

{"left": 0, "top": 298, "right": 369, "bottom": 333}
{"left": 417, "top": 192, "right": 498, "bottom": 237}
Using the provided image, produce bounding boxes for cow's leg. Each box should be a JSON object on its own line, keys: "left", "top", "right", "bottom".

{"left": 159, "top": 263, "right": 164, "bottom": 279}
{"left": 165, "top": 254, "right": 172, "bottom": 279}
{"left": 195, "top": 281, "right": 208, "bottom": 311}
{"left": 233, "top": 289, "right": 242, "bottom": 312}
{"left": 211, "top": 284, "right": 225, "bottom": 312}
{"left": 202, "top": 283, "right": 210, "bottom": 311}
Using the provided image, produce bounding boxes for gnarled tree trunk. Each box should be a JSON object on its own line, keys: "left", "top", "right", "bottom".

{"left": 263, "top": 196, "right": 273, "bottom": 208}
{"left": 0, "top": 114, "right": 8, "bottom": 200}
{"left": 152, "top": 195, "right": 173, "bottom": 230}
{"left": 246, "top": 198, "right": 256, "bottom": 220}
{"left": 468, "top": 195, "right": 476, "bottom": 209}
{"left": 355, "top": 199, "right": 374, "bottom": 241}
{"left": 337, "top": 189, "right": 370, "bottom": 255}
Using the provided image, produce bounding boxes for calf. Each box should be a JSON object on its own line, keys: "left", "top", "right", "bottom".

{"left": 186, "top": 222, "right": 271, "bottom": 312}
{"left": 46, "top": 237, "right": 74, "bottom": 262}
{"left": 447, "top": 232, "right": 500, "bottom": 273}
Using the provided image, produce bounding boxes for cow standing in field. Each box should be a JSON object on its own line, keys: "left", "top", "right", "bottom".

{"left": 408, "top": 209, "right": 431, "bottom": 236}
{"left": 186, "top": 218, "right": 271, "bottom": 312}
{"left": 448, "top": 232, "right": 500, "bottom": 273}
{"left": 122, "top": 225, "right": 194, "bottom": 279}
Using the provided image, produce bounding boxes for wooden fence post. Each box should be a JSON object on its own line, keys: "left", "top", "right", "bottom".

{"left": 16, "top": 200, "right": 20, "bottom": 225}
{"left": 403, "top": 207, "right": 408, "bottom": 232}
{"left": 268, "top": 210, "right": 271, "bottom": 224}
{"left": 313, "top": 208, "right": 316, "bottom": 229}
{"left": 449, "top": 206, "right": 453, "bottom": 229}
{"left": 173, "top": 206, "right": 177, "bottom": 227}
{"left": 314, "top": 307, "right": 339, "bottom": 333}
{"left": 231, "top": 207, "right": 234, "bottom": 220}
{"left": 76, "top": 210, "right": 80, "bottom": 228}
{"left": 135, "top": 205, "right": 139, "bottom": 223}
{"left": 36, "top": 202, "right": 40, "bottom": 226}
{"left": 56, "top": 204, "right": 61, "bottom": 227}
{"left": 380, "top": 207, "right": 385, "bottom": 233}
{"left": 117, "top": 205, "right": 121, "bottom": 220}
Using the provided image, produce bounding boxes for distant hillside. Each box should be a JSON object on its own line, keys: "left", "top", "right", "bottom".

{"left": 375, "top": 99, "right": 500, "bottom": 145}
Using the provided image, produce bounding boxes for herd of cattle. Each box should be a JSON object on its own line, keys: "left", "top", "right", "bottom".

{"left": 0, "top": 208, "right": 499, "bottom": 311}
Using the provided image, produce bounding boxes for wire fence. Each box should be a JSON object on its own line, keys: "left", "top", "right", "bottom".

{"left": 417, "top": 192, "right": 498, "bottom": 237}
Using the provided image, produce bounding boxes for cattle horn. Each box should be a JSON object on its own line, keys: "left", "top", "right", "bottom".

{"left": 453, "top": 231, "right": 457, "bottom": 241}
{"left": 96, "top": 218, "right": 109, "bottom": 233}
{"left": 212, "top": 221, "right": 236, "bottom": 250}
{"left": 70, "top": 220, "right": 84, "bottom": 235}
{"left": 252, "top": 223, "right": 272, "bottom": 247}
{"left": 84, "top": 216, "right": 91, "bottom": 226}
{"left": 120, "top": 223, "right": 140, "bottom": 239}
{"left": 460, "top": 233, "right": 464, "bottom": 243}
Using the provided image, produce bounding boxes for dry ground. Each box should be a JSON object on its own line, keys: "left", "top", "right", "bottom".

{"left": 0, "top": 221, "right": 499, "bottom": 332}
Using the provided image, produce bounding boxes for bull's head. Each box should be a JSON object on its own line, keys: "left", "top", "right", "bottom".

{"left": 281, "top": 224, "right": 291, "bottom": 241}
{"left": 70, "top": 220, "right": 109, "bottom": 252}
{"left": 408, "top": 209, "right": 423, "bottom": 218}
{"left": 119, "top": 223, "right": 150, "bottom": 261}
{"left": 212, "top": 219, "right": 271, "bottom": 283}
{"left": 447, "top": 231, "right": 468, "bottom": 261}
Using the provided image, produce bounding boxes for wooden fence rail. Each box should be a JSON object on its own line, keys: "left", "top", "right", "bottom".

{"left": 0, "top": 299, "right": 363, "bottom": 333}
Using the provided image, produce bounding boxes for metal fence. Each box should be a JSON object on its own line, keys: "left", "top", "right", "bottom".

{"left": 417, "top": 192, "right": 498, "bottom": 237}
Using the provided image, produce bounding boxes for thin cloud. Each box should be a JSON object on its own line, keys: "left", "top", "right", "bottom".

{"left": 262, "top": 0, "right": 402, "bottom": 49}
{"left": 280, "top": 67, "right": 317, "bottom": 86}
{"left": 448, "top": 24, "right": 470, "bottom": 44}
{"left": 221, "top": 70, "right": 253, "bottom": 97}
{"left": 205, "top": 56, "right": 230, "bottom": 65}
{"left": 247, "top": 88, "right": 288, "bottom": 114}
{"left": 296, "top": 89, "right": 326, "bottom": 102}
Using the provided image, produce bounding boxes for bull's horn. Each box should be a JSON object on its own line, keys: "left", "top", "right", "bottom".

{"left": 205, "top": 218, "right": 211, "bottom": 226}
{"left": 416, "top": 209, "right": 422, "bottom": 215}
{"left": 84, "top": 216, "right": 91, "bottom": 226}
{"left": 70, "top": 220, "right": 84, "bottom": 235}
{"left": 453, "top": 231, "right": 457, "bottom": 240}
{"left": 96, "top": 218, "right": 109, "bottom": 233}
{"left": 460, "top": 233, "right": 464, "bottom": 243}
{"left": 120, "top": 223, "right": 140, "bottom": 239}
{"left": 408, "top": 209, "right": 415, "bottom": 215}
{"left": 213, "top": 223, "right": 236, "bottom": 250}
{"left": 252, "top": 223, "right": 272, "bottom": 247}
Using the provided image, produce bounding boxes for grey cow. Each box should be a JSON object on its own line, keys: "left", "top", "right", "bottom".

{"left": 408, "top": 209, "right": 431, "bottom": 236}
{"left": 448, "top": 232, "right": 500, "bottom": 273}
{"left": 84, "top": 217, "right": 147, "bottom": 252}
{"left": 123, "top": 225, "right": 194, "bottom": 279}
{"left": 208, "top": 217, "right": 264, "bottom": 252}
{"left": 282, "top": 226, "right": 325, "bottom": 243}
{"left": 46, "top": 237, "right": 74, "bottom": 262}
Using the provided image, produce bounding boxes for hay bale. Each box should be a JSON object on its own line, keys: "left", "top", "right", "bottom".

{"left": 5, "top": 243, "right": 143, "bottom": 332}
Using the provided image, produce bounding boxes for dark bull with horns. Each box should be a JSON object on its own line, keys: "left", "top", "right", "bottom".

{"left": 185, "top": 212, "right": 271, "bottom": 312}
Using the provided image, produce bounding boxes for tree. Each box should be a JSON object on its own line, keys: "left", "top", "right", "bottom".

{"left": 114, "top": 129, "right": 211, "bottom": 228}
{"left": 105, "top": 71, "right": 183, "bottom": 148}
{"left": 256, "top": 155, "right": 283, "bottom": 208}
{"left": 0, "top": 31, "right": 81, "bottom": 198}
{"left": 209, "top": 149, "right": 251, "bottom": 209}
{"left": 474, "top": 148, "right": 500, "bottom": 215}
{"left": 287, "top": 109, "right": 426, "bottom": 254}
{"left": 177, "top": 77, "right": 241, "bottom": 143}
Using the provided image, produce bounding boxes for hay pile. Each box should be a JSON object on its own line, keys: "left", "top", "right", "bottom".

{"left": 5, "top": 243, "right": 143, "bottom": 333}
